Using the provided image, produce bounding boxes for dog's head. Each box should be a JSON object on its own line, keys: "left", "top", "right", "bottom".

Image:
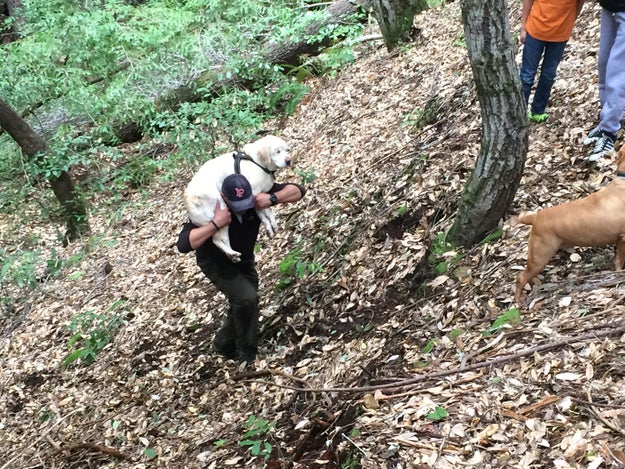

{"left": 244, "top": 135, "right": 292, "bottom": 171}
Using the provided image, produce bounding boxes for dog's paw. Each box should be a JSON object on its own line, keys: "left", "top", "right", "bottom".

{"left": 228, "top": 251, "right": 242, "bottom": 263}
{"left": 262, "top": 220, "right": 278, "bottom": 237}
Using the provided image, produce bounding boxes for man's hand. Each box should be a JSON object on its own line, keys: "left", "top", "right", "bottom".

{"left": 254, "top": 193, "right": 273, "bottom": 209}
{"left": 213, "top": 200, "right": 232, "bottom": 227}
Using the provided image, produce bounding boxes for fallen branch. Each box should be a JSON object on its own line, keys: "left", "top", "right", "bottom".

{"left": 53, "top": 442, "right": 133, "bottom": 461}
{"left": 586, "top": 389, "right": 625, "bottom": 437}
{"left": 262, "top": 322, "right": 625, "bottom": 394}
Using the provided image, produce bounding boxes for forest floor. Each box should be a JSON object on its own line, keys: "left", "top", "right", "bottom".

{"left": 2, "top": 1, "right": 625, "bottom": 468}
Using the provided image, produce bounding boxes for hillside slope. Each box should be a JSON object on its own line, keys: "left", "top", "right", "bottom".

{"left": 2, "top": 2, "right": 625, "bottom": 468}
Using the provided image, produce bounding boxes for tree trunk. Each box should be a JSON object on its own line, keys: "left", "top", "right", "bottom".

{"left": 155, "top": 0, "right": 372, "bottom": 112}
{"left": 447, "top": 0, "right": 529, "bottom": 247}
{"left": 263, "top": 0, "right": 371, "bottom": 67}
{"left": 370, "top": 0, "right": 428, "bottom": 51}
{"left": 19, "top": 0, "right": 374, "bottom": 143}
{"left": 0, "top": 97, "right": 90, "bottom": 244}
{"left": 1, "top": 0, "right": 24, "bottom": 43}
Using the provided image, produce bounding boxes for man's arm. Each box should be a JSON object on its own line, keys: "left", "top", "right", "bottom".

{"left": 177, "top": 202, "right": 232, "bottom": 252}
{"left": 520, "top": 0, "right": 534, "bottom": 44}
{"left": 254, "top": 183, "right": 306, "bottom": 209}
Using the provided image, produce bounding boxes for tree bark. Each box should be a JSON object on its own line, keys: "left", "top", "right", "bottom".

{"left": 18, "top": 0, "right": 374, "bottom": 143}
{"left": 0, "top": 97, "right": 90, "bottom": 244}
{"left": 370, "top": 0, "right": 428, "bottom": 51}
{"left": 1, "top": 0, "right": 24, "bottom": 43}
{"left": 447, "top": 0, "right": 529, "bottom": 247}
{"left": 155, "top": 0, "right": 372, "bottom": 113}
{"left": 263, "top": 0, "right": 371, "bottom": 67}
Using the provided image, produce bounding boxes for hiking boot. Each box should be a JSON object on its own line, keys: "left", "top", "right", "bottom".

{"left": 213, "top": 338, "right": 238, "bottom": 359}
{"left": 237, "top": 351, "right": 256, "bottom": 364}
{"left": 588, "top": 131, "right": 616, "bottom": 161}
{"left": 528, "top": 111, "right": 548, "bottom": 123}
{"left": 583, "top": 126, "right": 602, "bottom": 145}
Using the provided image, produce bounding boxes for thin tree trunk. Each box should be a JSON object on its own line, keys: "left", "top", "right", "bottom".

{"left": 448, "top": 0, "right": 529, "bottom": 247}
{"left": 1, "top": 0, "right": 24, "bottom": 43}
{"left": 0, "top": 97, "right": 90, "bottom": 244}
{"left": 370, "top": 0, "right": 428, "bottom": 51}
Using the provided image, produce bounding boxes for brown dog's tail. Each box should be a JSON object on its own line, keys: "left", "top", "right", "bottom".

{"left": 514, "top": 211, "right": 537, "bottom": 226}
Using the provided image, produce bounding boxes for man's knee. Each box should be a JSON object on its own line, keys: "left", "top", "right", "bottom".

{"left": 232, "top": 292, "right": 258, "bottom": 311}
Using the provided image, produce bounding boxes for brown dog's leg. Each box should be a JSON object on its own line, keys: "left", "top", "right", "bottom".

{"left": 615, "top": 235, "right": 625, "bottom": 270}
{"left": 515, "top": 233, "right": 561, "bottom": 304}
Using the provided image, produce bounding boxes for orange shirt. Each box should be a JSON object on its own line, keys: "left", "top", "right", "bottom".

{"left": 526, "top": 0, "right": 579, "bottom": 42}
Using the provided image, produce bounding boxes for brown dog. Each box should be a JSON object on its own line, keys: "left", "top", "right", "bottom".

{"left": 515, "top": 145, "right": 625, "bottom": 303}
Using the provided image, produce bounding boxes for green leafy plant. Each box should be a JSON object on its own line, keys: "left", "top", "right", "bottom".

{"left": 238, "top": 415, "right": 275, "bottom": 462}
{"left": 428, "top": 232, "right": 461, "bottom": 274}
{"left": 64, "top": 301, "right": 126, "bottom": 366}
{"left": 268, "top": 81, "right": 310, "bottom": 115}
{"left": 402, "top": 95, "right": 440, "bottom": 131}
{"left": 213, "top": 439, "right": 227, "bottom": 447}
{"left": 0, "top": 249, "right": 39, "bottom": 290}
{"left": 38, "top": 406, "right": 56, "bottom": 422}
{"left": 341, "top": 449, "right": 362, "bottom": 469}
{"left": 276, "top": 248, "right": 323, "bottom": 290}
{"left": 427, "top": 406, "right": 448, "bottom": 421}
{"left": 143, "top": 448, "right": 157, "bottom": 460}
{"left": 396, "top": 204, "right": 408, "bottom": 216}
{"left": 422, "top": 338, "right": 438, "bottom": 354}
{"left": 295, "top": 167, "right": 317, "bottom": 185}
{"left": 449, "top": 328, "right": 464, "bottom": 340}
{"left": 481, "top": 229, "right": 503, "bottom": 244}
{"left": 483, "top": 308, "right": 520, "bottom": 336}
{"left": 452, "top": 35, "right": 466, "bottom": 47}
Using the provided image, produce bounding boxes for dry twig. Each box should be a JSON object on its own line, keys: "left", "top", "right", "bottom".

{"left": 263, "top": 323, "right": 625, "bottom": 394}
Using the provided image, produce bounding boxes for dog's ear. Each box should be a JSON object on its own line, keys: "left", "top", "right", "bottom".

{"left": 256, "top": 142, "right": 273, "bottom": 168}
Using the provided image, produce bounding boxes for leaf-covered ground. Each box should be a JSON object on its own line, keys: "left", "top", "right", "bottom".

{"left": 2, "top": 2, "right": 625, "bottom": 468}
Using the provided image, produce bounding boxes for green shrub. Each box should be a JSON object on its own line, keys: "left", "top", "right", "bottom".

{"left": 64, "top": 300, "right": 126, "bottom": 366}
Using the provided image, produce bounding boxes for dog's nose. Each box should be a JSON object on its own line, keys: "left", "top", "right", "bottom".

{"left": 285, "top": 158, "right": 292, "bottom": 166}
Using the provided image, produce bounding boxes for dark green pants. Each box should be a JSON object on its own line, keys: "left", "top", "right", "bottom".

{"left": 199, "top": 258, "right": 259, "bottom": 362}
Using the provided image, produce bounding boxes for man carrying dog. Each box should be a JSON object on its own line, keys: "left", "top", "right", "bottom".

{"left": 177, "top": 173, "right": 306, "bottom": 364}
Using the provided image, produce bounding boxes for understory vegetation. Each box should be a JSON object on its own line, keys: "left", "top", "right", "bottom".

{"left": 0, "top": 0, "right": 375, "bottom": 308}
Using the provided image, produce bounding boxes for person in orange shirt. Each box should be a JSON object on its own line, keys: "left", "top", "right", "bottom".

{"left": 520, "top": 0, "right": 585, "bottom": 122}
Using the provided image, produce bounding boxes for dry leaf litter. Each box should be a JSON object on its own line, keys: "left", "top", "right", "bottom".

{"left": 1, "top": 1, "right": 624, "bottom": 468}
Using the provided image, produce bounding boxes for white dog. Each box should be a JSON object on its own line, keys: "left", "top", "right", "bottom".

{"left": 184, "top": 135, "right": 292, "bottom": 262}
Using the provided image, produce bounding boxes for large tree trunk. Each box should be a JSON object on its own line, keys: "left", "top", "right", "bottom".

{"left": 447, "top": 0, "right": 529, "bottom": 247}
{"left": 0, "top": 97, "right": 90, "bottom": 244}
{"left": 370, "top": 0, "right": 428, "bottom": 51}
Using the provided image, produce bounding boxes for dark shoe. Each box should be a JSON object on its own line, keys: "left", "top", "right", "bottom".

{"left": 588, "top": 131, "right": 616, "bottom": 161}
{"left": 213, "top": 339, "right": 237, "bottom": 359}
{"left": 236, "top": 349, "right": 256, "bottom": 364}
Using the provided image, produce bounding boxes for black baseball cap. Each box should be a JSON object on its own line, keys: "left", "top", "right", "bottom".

{"left": 222, "top": 174, "right": 254, "bottom": 212}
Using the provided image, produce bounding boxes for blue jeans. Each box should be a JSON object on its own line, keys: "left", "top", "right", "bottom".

{"left": 520, "top": 32, "right": 567, "bottom": 115}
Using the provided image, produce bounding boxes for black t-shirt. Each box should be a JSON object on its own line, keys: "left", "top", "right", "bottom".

{"left": 177, "top": 209, "right": 261, "bottom": 264}
{"left": 176, "top": 182, "right": 306, "bottom": 264}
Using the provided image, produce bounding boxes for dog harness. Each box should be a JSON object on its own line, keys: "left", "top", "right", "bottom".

{"left": 232, "top": 151, "right": 274, "bottom": 176}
